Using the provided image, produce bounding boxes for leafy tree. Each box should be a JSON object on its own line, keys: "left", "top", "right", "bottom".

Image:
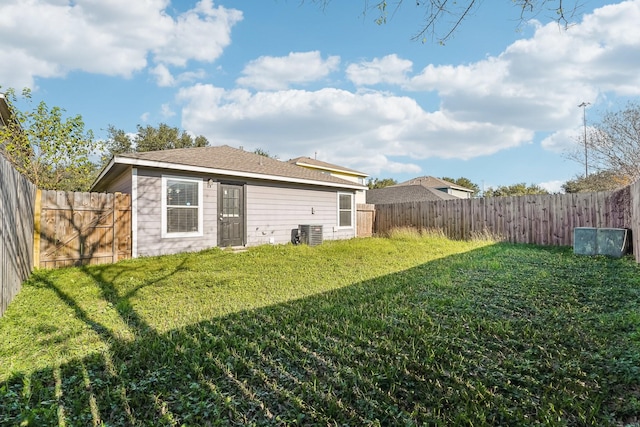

{"left": 484, "top": 182, "right": 549, "bottom": 197}
{"left": 573, "top": 102, "right": 640, "bottom": 182}
{"left": 254, "top": 148, "right": 273, "bottom": 157}
{"left": 103, "top": 123, "right": 209, "bottom": 164}
{"left": 313, "top": 1, "right": 579, "bottom": 44}
{"left": 440, "top": 176, "right": 480, "bottom": 197}
{"left": 0, "top": 88, "right": 100, "bottom": 191}
{"left": 100, "top": 125, "right": 133, "bottom": 165}
{"left": 367, "top": 177, "right": 397, "bottom": 189}
{"left": 562, "top": 170, "right": 630, "bottom": 193}
{"left": 136, "top": 123, "right": 208, "bottom": 152}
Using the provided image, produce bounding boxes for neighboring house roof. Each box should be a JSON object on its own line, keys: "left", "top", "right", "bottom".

{"left": 287, "top": 156, "right": 368, "bottom": 178}
{"left": 92, "top": 145, "right": 367, "bottom": 192}
{"left": 396, "top": 176, "right": 474, "bottom": 193}
{"left": 366, "top": 185, "right": 459, "bottom": 204}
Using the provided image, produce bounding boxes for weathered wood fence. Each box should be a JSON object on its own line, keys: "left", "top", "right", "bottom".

{"left": 1, "top": 152, "right": 132, "bottom": 317}
{"left": 0, "top": 155, "right": 36, "bottom": 317}
{"left": 630, "top": 180, "right": 640, "bottom": 262}
{"left": 356, "top": 204, "right": 375, "bottom": 237}
{"left": 373, "top": 186, "right": 640, "bottom": 260}
{"left": 35, "top": 190, "right": 132, "bottom": 269}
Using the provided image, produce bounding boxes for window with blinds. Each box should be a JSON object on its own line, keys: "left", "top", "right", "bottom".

{"left": 162, "top": 176, "right": 203, "bottom": 237}
{"left": 338, "top": 193, "right": 353, "bottom": 227}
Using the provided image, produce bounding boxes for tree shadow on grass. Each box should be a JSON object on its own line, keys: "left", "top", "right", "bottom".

{"left": 2, "top": 244, "right": 640, "bottom": 426}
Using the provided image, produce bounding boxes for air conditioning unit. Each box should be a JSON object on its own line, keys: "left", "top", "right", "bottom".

{"left": 573, "top": 227, "right": 630, "bottom": 258}
{"left": 299, "top": 224, "right": 323, "bottom": 246}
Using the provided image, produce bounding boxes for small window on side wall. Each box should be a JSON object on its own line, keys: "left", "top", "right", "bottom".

{"left": 338, "top": 192, "right": 353, "bottom": 228}
{"left": 162, "top": 176, "right": 203, "bottom": 238}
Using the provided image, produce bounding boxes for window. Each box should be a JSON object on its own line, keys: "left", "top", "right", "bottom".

{"left": 162, "top": 176, "right": 203, "bottom": 238}
{"left": 338, "top": 192, "right": 353, "bottom": 227}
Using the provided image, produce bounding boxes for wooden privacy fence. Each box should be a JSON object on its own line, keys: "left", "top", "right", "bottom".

{"left": 35, "top": 190, "right": 132, "bottom": 269}
{"left": 0, "top": 155, "right": 36, "bottom": 317}
{"left": 356, "top": 203, "right": 375, "bottom": 237}
{"left": 374, "top": 186, "right": 636, "bottom": 252}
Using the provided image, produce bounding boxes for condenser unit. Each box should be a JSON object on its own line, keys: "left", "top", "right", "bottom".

{"left": 573, "top": 227, "right": 630, "bottom": 258}
{"left": 299, "top": 224, "right": 323, "bottom": 246}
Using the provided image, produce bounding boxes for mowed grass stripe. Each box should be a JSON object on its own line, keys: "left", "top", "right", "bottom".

{"left": 1, "top": 233, "right": 639, "bottom": 425}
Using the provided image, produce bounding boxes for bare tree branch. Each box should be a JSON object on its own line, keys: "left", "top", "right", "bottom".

{"left": 310, "top": 1, "right": 582, "bottom": 44}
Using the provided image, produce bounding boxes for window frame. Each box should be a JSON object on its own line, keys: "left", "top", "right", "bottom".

{"left": 337, "top": 192, "right": 354, "bottom": 229}
{"left": 161, "top": 175, "right": 204, "bottom": 239}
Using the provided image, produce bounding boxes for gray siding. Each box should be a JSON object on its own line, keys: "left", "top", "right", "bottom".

{"left": 108, "top": 167, "right": 133, "bottom": 194}
{"left": 246, "top": 182, "right": 355, "bottom": 246}
{"left": 136, "top": 169, "right": 217, "bottom": 257}
{"left": 128, "top": 167, "right": 356, "bottom": 257}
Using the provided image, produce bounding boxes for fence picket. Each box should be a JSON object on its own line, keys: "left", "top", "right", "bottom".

{"left": 373, "top": 188, "right": 639, "bottom": 249}
{"left": 38, "top": 190, "right": 131, "bottom": 268}
{"left": 0, "top": 155, "right": 36, "bottom": 317}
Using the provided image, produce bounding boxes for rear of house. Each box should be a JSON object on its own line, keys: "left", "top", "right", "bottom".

{"left": 92, "top": 145, "right": 366, "bottom": 257}
{"left": 288, "top": 156, "right": 369, "bottom": 204}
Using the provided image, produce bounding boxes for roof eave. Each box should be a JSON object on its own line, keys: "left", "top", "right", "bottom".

{"left": 97, "top": 157, "right": 366, "bottom": 191}
{"left": 90, "top": 156, "right": 117, "bottom": 191}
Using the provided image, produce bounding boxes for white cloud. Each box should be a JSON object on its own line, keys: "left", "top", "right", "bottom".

{"left": 161, "top": 103, "right": 176, "bottom": 119}
{"left": 346, "top": 54, "right": 413, "bottom": 86}
{"left": 150, "top": 64, "right": 207, "bottom": 87}
{"left": 176, "top": 83, "right": 534, "bottom": 173}
{"left": 153, "top": 0, "right": 243, "bottom": 67}
{"left": 540, "top": 126, "right": 588, "bottom": 154}
{"left": 0, "top": 0, "right": 242, "bottom": 89}
{"left": 539, "top": 180, "right": 565, "bottom": 194}
{"left": 6, "top": 0, "right": 635, "bottom": 181}
{"left": 173, "top": 2, "right": 640, "bottom": 177}
{"left": 236, "top": 51, "right": 340, "bottom": 90}
{"left": 151, "top": 64, "right": 176, "bottom": 87}
{"left": 352, "top": 1, "right": 640, "bottom": 137}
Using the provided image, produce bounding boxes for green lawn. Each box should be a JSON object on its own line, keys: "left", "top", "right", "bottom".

{"left": 0, "top": 233, "right": 639, "bottom": 426}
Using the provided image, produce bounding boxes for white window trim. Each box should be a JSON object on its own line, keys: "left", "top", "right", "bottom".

{"left": 337, "top": 192, "right": 354, "bottom": 229}
{"left": 161, "top": 175, "right": 204, "bottom": 239}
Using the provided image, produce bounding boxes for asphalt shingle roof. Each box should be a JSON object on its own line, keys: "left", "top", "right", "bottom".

{"left": 110, "top": 145, "right": 364, "bottom": 188}
{"left": 396, "top": 176, "right": 474, "bottom": 193}
{"left": 366, "top": 185, "right": 459, "bottom": 204}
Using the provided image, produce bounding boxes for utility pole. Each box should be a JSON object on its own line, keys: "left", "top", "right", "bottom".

{"left": 578, "top": 102, "right": 590, "bottom": 178}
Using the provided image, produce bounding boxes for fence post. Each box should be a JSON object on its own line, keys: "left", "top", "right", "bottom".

{"left": 112, "top": 192, "right": 118, "bottom": 264}
{"left": 33, "top": 189, "right": 42, "bottom": 269}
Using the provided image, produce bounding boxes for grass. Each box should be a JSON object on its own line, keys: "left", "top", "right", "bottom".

{"left": 0, "top": 235, "right": 639, "bottom": 426}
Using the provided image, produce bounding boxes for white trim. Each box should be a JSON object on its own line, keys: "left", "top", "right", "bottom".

{"left": 161, "top": 175, "right": 204, "bottom": 239}
{"left": 337, "top": 192, "right": 355, "bottom": 229}
{"left": 131, "top": 168, "right": 138, "bottom": 258}
{"left": 92, "top": 157, "right": 116, "bottom": 190}
{"left": 110, "top": 156, "right": 366, "bottom": 191}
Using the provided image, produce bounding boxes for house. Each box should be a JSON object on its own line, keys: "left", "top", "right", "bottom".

{"left": 91, "top": 145, "right": 367, "bottom": 257}
{"left": 288, "top": 156, "right": 368, "bottom": 204}
{"left": 366, "top": 185, "right": 459, "bottom": 204}
{"left": 397, "top": 176, "right": 475, "bottom": 199}
{"left": 366, "top": 176, "right": 474, "bottom": 204}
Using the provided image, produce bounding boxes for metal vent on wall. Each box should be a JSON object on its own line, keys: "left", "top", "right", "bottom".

{"left": 299, "top": 224, "right": 323, "bottom": 246}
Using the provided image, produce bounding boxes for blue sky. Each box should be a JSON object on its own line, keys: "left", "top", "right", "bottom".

{"left": 2, "top": 0, "right": 639, "bottom": 192}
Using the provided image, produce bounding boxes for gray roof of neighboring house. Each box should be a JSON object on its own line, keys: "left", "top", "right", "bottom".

{"left": 92, "top": 145, "right": 367, "bottom": 192}
{"left": 366, "top": 185, "right": 459, "bottom": 204}
{"left": 397, "top": 176, "right": 474, "bottom": 193}
{"left": 288, "top": 156, "right": 368, "bottom": 177}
